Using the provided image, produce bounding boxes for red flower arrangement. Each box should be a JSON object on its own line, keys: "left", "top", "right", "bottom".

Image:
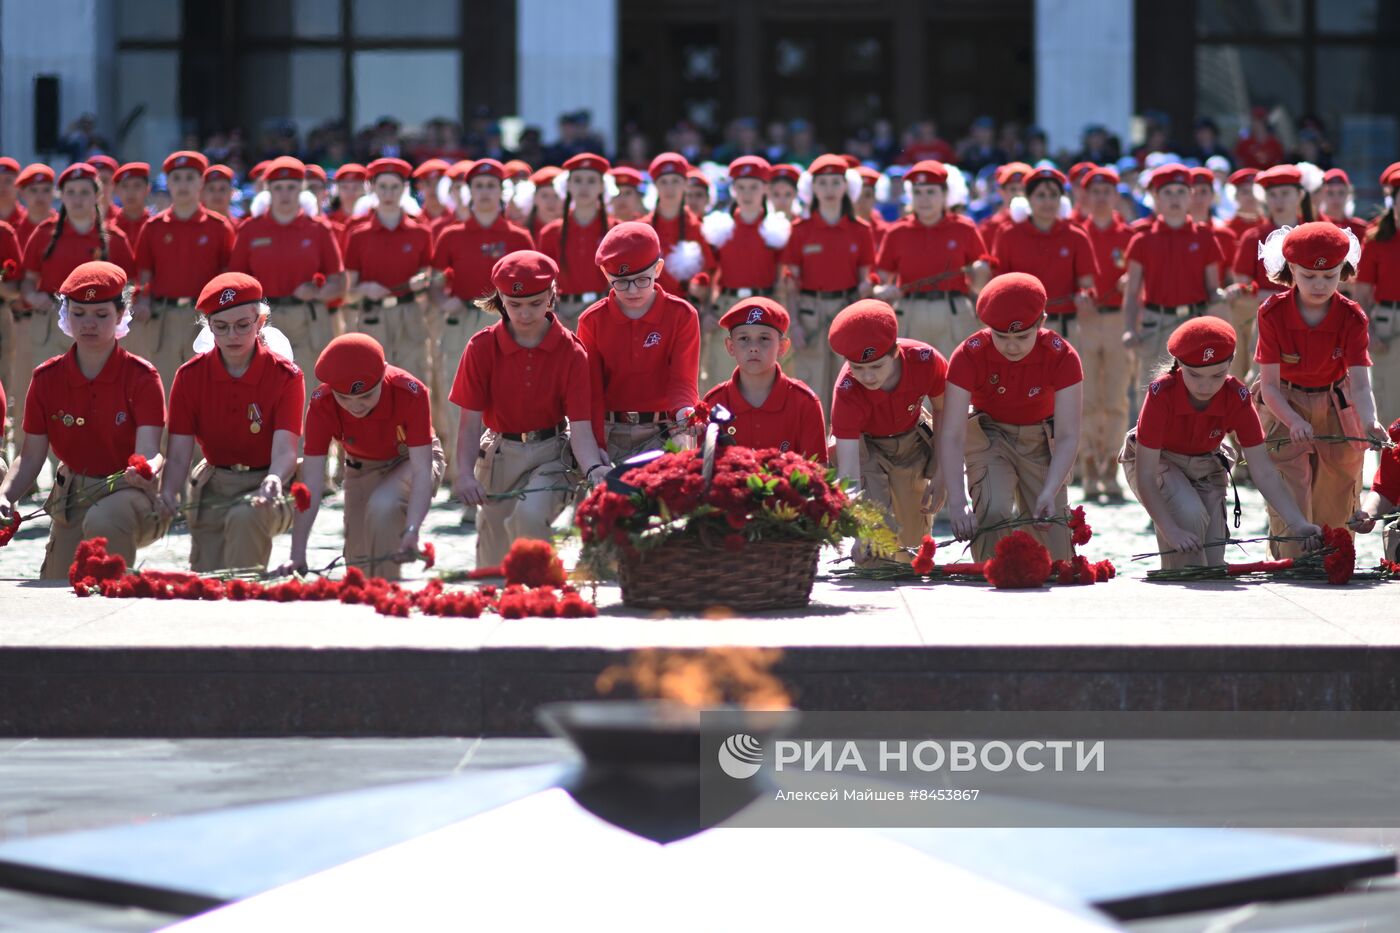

{"left": 1050, "top": 555, "right": 1117, "bottom": 585}
{"left": 983, "top": 531, "right": 1051, "bottom": 589}
{"left": 127, "top": 454, "right": 154, "bottom": 481}
{"left": 502, "top": 538, "right": 566, "bottom": 586}
{"left": 1068, "top": 506, "right": 1092, "bottom": 547}
{"left": 290, "top": 482, "right": 312, "bottom": 513}
{"left": 684, "top": 401, "right": 712, "bottom": 429}
{"left": 911, "top": 535, "right": 936, "bottom": 575}
{"left": 1321, "top": 525, "right": 1355, "bottom": 585}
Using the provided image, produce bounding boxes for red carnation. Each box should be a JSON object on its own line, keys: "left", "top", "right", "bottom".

{"left": 1068, "top": 506, "right": 1092, "bottom": 547}
{"left": 442, "top": 268, "right": 455, "bottom": 286}
{"left": 867, "top": 271, "right": 881, "bottom": 285}
{"left": 911, "top": 535, "right": 936, "bottom": 575}
{"left": 501, "top": 538, "right": 566, "bottom": 588}
{"left": 419, "top": 542, "right": 436, "bottom": 569}
{"left": 686, "top": 401, "right": 712, "bottom": 428}
{"left": 0, "top": 512, "right": 21, "bottom": 548}
{"left": 312, "top": 273, "right": 326, "bottom": 288}
{"left": 290, "top": 482, "right": 312, "bottom": 512}
{"left": 940, "top": 562, "right": 987, "bottom": 576}
{"left": 1227, "top": 559, "right": 1294, "bottom": 576}
{"left": 0, "top": 258, "right": 15, "bottom": 280}
{"left": 68, "top": 537, "right": 126, "bottom": 587}
{"left": 127, "top": 454, "right": 154, "bottom": 480}
{"left": 1321, "top": 525, "right": 1355, "bottom": 585}
{"left": 983, "top": 531, "right": 1051, "bottom": 589}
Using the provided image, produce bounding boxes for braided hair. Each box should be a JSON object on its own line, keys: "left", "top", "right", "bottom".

{"left": 43, "top": 178, "right": 108, "bottom": 261}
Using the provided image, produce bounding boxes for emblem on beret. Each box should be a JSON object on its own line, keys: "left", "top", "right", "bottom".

{"left": 779, "top": 440, "right": 790, "bottom": 451}
{"left": 643, "top": 331, "right": 662, "bottom": 348}
{"left": 618, "top": 263, "right": 630, "bottom": 275}
{"left": 1314, "top": 257, "right": 1328, "bottom": 269}
{"left": 1028, "top": 386, "right": 1042, "bottom": 397}
{"left": 350, "top": 380, "right": 366, "bottom": 394}
{"left": 115, "top": 411, "right": 127, "bottom": 425}
{"left": 1009, "top": 321, "right": 1023, "bottom": 332}
{"left": 860, "top": 347, "right": 876, "bottom": 361}
{"left": 175, "top": 157, "right": 187, "bottom": 166}
{"left": 746, "top": 307, "right": 764, "bottom": 324}
{"left": 84, "top": 287, "right": 97, "bottom": 300}
{"left": 919, "top": 348, "right": 932, "bottom": 361}
{"left": 512, "top": 282, "right": 524, "bottom": 294}
{"left": 219, "top": 288, "right": 237, "bottom": 306}
{"left": 1202, "top": 347, "right": 1215, "bottom": 362}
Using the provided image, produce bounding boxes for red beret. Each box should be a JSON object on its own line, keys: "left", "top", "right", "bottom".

{"left": 366, "top": 157, "right": 412, "bottom": 180}
{"left": 1256, "top": 165, "right": 1302, "bottom": 189}
{"left": 595, "top": 221, "right": 660, "bottom": 276}
{"left": 610, "top": 166, "right": 644, "bottom": 188}
{"left": 1282, "top": 221, "right": 1351, "bottom": 270}
{"left": 1228, "top": 167, "right": 1259, "bottom": 187}
{"left": 1081, "top": 166, "right": 1119, "bottom": 189}
{"left": 1147, "top": 163, "right": 1191, "bottom": 191}
{"left": 1024, "top": 166, "right": 1067, "bottom": 192}
{"left": 771, "top": 164, "right": 802, "bottom": 184}
{"left": 264, "top": 157, "right": 306, "bottom": 182}
{"left": 1167, "top": 316, "right": 1236, "bottom": 367}
{"left": 1188, "top": 166, "right": 1215, "bottom": 186}
{"left": 197, "top": 272, "right": 263, "bottom": 316}
{"left": 305, "top": 164, "right": 327, "bottom": 183}
{"left": 977, "top": 273, "right": 1046, "bottom": 333}
{"left": 446, "top": 160, "right": 475, "bottom": 181}
{"left": 87, "top": 155, "right": 118, "bottom": 173}
{"left": 530, "top": 166, "right": 562, "bottom": 186}
{"left": 720, "top": 296, "right": 789, "bottom": 334}
{"left": 203, "top": 164, "right": 234, "bottom": 184}
{"left": 490, "top": 250, "right": 558, "bottom": 297}
{"left": 727, "top": 156, "right": 771, "bottom": 182}
{"left": 1381, "top": 162, "right": 1400, "bottom": 188}
{"left": 828, "top": 299, "right": 898, "bottom": 363}
{"left": 563, "top": 153, "right": 610, "bottom": 174}
{"left": 855, "top": 166, "right": 881, "bottom": 186}
{"left": 905, "top": 160, "right": 949, "bottom": 186}
{"left": 17, "top": 163, "right": 53, "bottom": 188}
{"left": 163, "top": 151, "right": 208, "bottom": 175}
{"left": 60, "top": 260, "right": 127, "bottom": 303}
{"left": 685, "top": 167, "right": 709, "bottom": 185}
{"left": 842, "top": 154, "right": 862, "bottom": 169}
{"left": 1321, "top": 168, "right": 1351, "bottom": 187}
{"left": 315, "top": 334, "right": 386, "bottom": 396}
{"left": 0, "top": 157, "right": 18, "bottom": 175}
{"left": 502, "top": 159, "right": 532, "bottom": 180}
{"left": 995, "top": 162, "right": 1033, "bottom": 187}
{"left": 808, "top": 154, "right": 849, "bottom": 177}
{"left": 1068, "top": 161, "right": 1095, "bottom": 183}
{"left": 334, "top": 163, "right": 368, "bottom": 182}
{"left": 467, "top": 159, "right": 506, "bottom": 181}
{"left": 113, "top": 162, "right": 150, "bottom": 184}
{"left": 648, "top": 152, "right": 690, "bottom": 178}
{"left": 57, "top": 163, "right": 98, "bottom": 188}
{"left": 249, "top": 161, "right": 270, "bottom": 181}
{"left": 412, "top": 158, "right": 451, "bottom": 180}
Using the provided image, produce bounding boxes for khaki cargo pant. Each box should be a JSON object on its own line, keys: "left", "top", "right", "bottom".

{"left": 122, "top": 301, "right": 199, "bottom": 394}
{"left": 474, "top": 431, "right": 573, "bottom": 567}
{"left": 964, "top": 413, "right": 1072, "bottom": 562}
{"left": 1369, "top": 302, "right": 1400, "bottom": 428}
{"left": 604, "top": 419, "right": 674, "bottom": 467}
{"left": 895, "top": 292, "right": 975, "bottom": 362}
{"left": 1134, "top": 307, "right": 1188, "bottom": 391}
{"left": 791, "top": 292, "right": 854, "bottom": 417}
{"left": 434, "top": 307, "right": 489, "bottom": 485}
{"left": 358, "top": 300, "right": 431, "bottom": 387}
{"left": 186, "top": 461, "right": 295, "bottom": 573}
{"left": 41, "top": 467, "right": 169, "bottom": 580}
{"left": 341, "top": 438, "right": 446, "bottom": 580}
{"left": 1383, "top": 518, "right": 1399, "bottom": 563}
{"left": 1120, "top": 431, "right": 1232, "bottom": 568}
{"left": 859, "top": 420, "right": 941, "bottom": 549}
{"left": 271, "top": 301, "right": 334, "bottom": 396}
{"left": 1228, "top": 293, "right": 1268, "bottom": 383}
{"left": 554, "top": 293, "right": 599, "bottom": 334}
{"left": 11, "top": 312, "right": 68, "bottom": 449}
{"left": 1071, "top": 307, "right": 1132, "bottom": 494}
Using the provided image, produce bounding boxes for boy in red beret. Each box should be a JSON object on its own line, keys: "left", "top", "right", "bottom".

{"left": 1254, "top": 221, "right": 1386, "bottom": 558}
{"left": 828, "top": 298, "right": 946, "bottom": 558}
{"left": 576, "top": 221, "right": 701, "bottom": 463}
{"left": 940, "top": 273, "right": 1084, "bottom": 561}
{"left": 702, "top": 297, "right": 826, "bottom": 461}
{"left": 450, "top": 251, "right": 607, "bottom": 567}
{"left": 1121, "top": 316, "right": 1319, "bottom": 569}
{"left": 286, "top": 333, "right": 445, "bottom": 580}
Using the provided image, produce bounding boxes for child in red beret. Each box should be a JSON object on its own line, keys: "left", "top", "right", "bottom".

{"left": 702, "top": 297, "right": 826, "bottom": 461}
{"left": 576, "top": 221, "right": 701, "bottom": 463}
{"left": 828, "top": 298, "right": 946, "bottom": 558}
{"left": 1121, "top": 316, "right": 1320, "bottom": 569}
{"left": 1253, "top": 221, "right": 1387, "bottom": 559}
{"left": 285, "top": 333, "right": 445, "bottom": 580}
{"left": 939, "top": 273, "right": 1084, "bottom": 561}
{"left": 449, "top": 250, "right": 608, "bottom": 567}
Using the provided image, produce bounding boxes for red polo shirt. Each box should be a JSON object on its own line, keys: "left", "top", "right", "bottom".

{"left": 168, "top": 342, "right": 305, "bottom": 467}
{"left": 703, "top": 366, "right": 827, "bottom": 461}
{"left": 644, "top": 208, "right": 715, "bottom": 293}
{"left": 22, "top": 218, "right": 136, "bottom": 289}
{"left": 1232, "top": 222, "right": 1284, "bottom": 294}
{"left": 229, "top": 213, "right": 343, "bottom": 298}
{"left": 537, "top": 214, "right": 610, "bottom": 296}
{"left": 877, "top": 212, "right": 986, "bottom": 294}
{"left": 979, "top": 209, "right": 1013, "bottom": 252}
{"left": 0, "top": 202, "right": 28, "bottom": 231}
{"left": 13, "top": 211, "right": 46, "bottom": 257}
{"left": 1079, "top": 214, "right": 1135, "bottom": 309}
{"left": 343, "top": 213, "right": 433, "bottom": 295}
{"left": 1124, "top": 218, "right": 1224, "bottom": 306}
{"left": 0, "top": 220, "right": 22, "bottom": 280}
{"left": 781, "top": 214, "right": 876, "bottom": 292}
{"left": 1371, "top": 418, "right": 1400, "bottom": 503}
{"left": 1358, "top": 233, "right": 1400, "bottom": 303}
{"left": 1135, "top": 373, "right": 1264, "bottom": 455}
{"left": 1209, "top": 223, "right": 1238, "bottom": 278}
{"left": 450, "top": 314, "right": 591, "bottom": 433}
{"left": 135, "top": 206, "right": 237, "bottom": 299}
{"left": 867, "top": 210, "right": 888, "bottom": 252}
{"left": 22, "top": 344, "right": 165, "bottom": 476}
{"left": 947, "top": 328, "right": 1083, "bottom": 425}
{"left": 433, "top": 213, "right": 535, "bottom": 302}
{"left": 830, "top": 339, "right": 948, "bottom": 440}
{"left": 992, "top": 219, "right": 1098, "bottom": 316}
{"left": 710, "top": 213, "right": 783, "bottom": 292}
{"left": 113, "top": 209, "right": 149, "bottom": 248}
{"left": 1226, "top": 214, "right": 1264, "bottom": 239}
{"left": 575, "top": 285, "right": 700, "bottom": 441}
{"left": 303, "top": 365, "right": 434, "bottom": 460}
{"left": 1329, "top": 215, "right": 1370, "bottom": 241}
{"left": 1255, "top": 290, "right": 1371, "bottom": 388}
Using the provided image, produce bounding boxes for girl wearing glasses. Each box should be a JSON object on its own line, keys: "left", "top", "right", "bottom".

{"left": 160, "top": 273, "right": 304, "bottom": 573}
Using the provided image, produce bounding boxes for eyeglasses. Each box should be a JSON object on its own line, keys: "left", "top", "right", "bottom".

{"left": 610, "top": 275, "right": 654, "bottom": 292}
{"left": 209, "top": 318, "right": 258, "bottom": 337}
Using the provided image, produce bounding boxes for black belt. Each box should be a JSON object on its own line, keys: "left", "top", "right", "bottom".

{"left": 1375, "top": 301, "right": 1399, "bottom": 324}
{"left": 499, "top": 421, "right": 566, "bottom": 443}
{"left": 150, "top": 296, "right": 196, "bottom": 319}
{"left": 363, "top": 294, "right": 411, "bottom": 309}
{"left": 607, "top": 410, "right": 669, "bottom": 424}
{"left": 1144, "top": 303, "right": 1207, "bottom": 316}
{"left": 268, "top": 296, "right": 316, "bottom": 320}
{"left": 719, "top": 287, "right": 773, "bottom": 298}
{"left": 212, "top": 463, "right": 270, "bottom": 473}
{"left": 445, "top": 316, "right": 461, "bottom": 326}
{"left": 1097, "top": 305, "right": 1121, "bottom": 314}
{"left": 905, "top": 289, "right": 963, "bottom": 300}
{"left": 1282, "top": 379, "right": 1342, "bottom": 394}
{"left": 800, "top": 288, "right": 856, "bottom": 300}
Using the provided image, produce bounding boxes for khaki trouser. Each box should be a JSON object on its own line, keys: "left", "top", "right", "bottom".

{"left": 272, "top": 301, "right": 333, "bottom": 396}
{"left": 1256, "top": 380, "right": 1364, "bottom": 559}
{"left": 434, "top": 307, "right": 488, "bottom": 484}
{"left": 358, "top": 300, "right": 431, "bottom": 386}
{"left": 859, "top": 420, "right": 941, "bottom": 549}
{"left": 1229, "top": 293, "right": 1267, "bottom": 384}
{"left": 1370, "top": 303, "right": 1400, "bottom": 427}
{"left": 474, "top": 430, "right": 573, "bottom": 567}
{"left": 41, "top": 467, "right": 169, "bottom": 580}
{"left": 699, "top": 303, "right": 734, "bottom": 393}
{"left": 186, "top": 461, "right": 295, "bottom": 573}
{"left": 964, "top": 413, "right": 1072, "bottom": 562}
{"left": 1121, "top": 431, "right": 1231, "bottom": 568}
{"left": 1070, "top": 307, "right": 1131, "bottom": 494}
{"left": 791, "top": 292, "right": 854, "bottom": 416}
{"left": 1134, "top": 307, "right": 1185, "bottom": 391}
{"left": 1383, "top": 517, "right": 1399, "bottom": 563}
{"left": 604, "top": 419, "right": 674, "bottom": 466}
{"left": 555, "top": 294, "right": 599, "bottom": 333}
{"left": 341, "top": 438, "right": 446, "bottom": 581}
{"left": 125, "top": 301, "right": 198, "bottom": 393}
{"left": 895, "top": 292, "right": 975, "bottom": 362}
{"left": 5, "top": 312, "right": 29, "bottom": 451}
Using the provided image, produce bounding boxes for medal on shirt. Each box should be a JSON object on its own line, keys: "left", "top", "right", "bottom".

{"left": 248, "top": 402, "right": 263, "bottom": 434}
{"left": 396, "top": 425, "right": 408, "bottom": 457}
